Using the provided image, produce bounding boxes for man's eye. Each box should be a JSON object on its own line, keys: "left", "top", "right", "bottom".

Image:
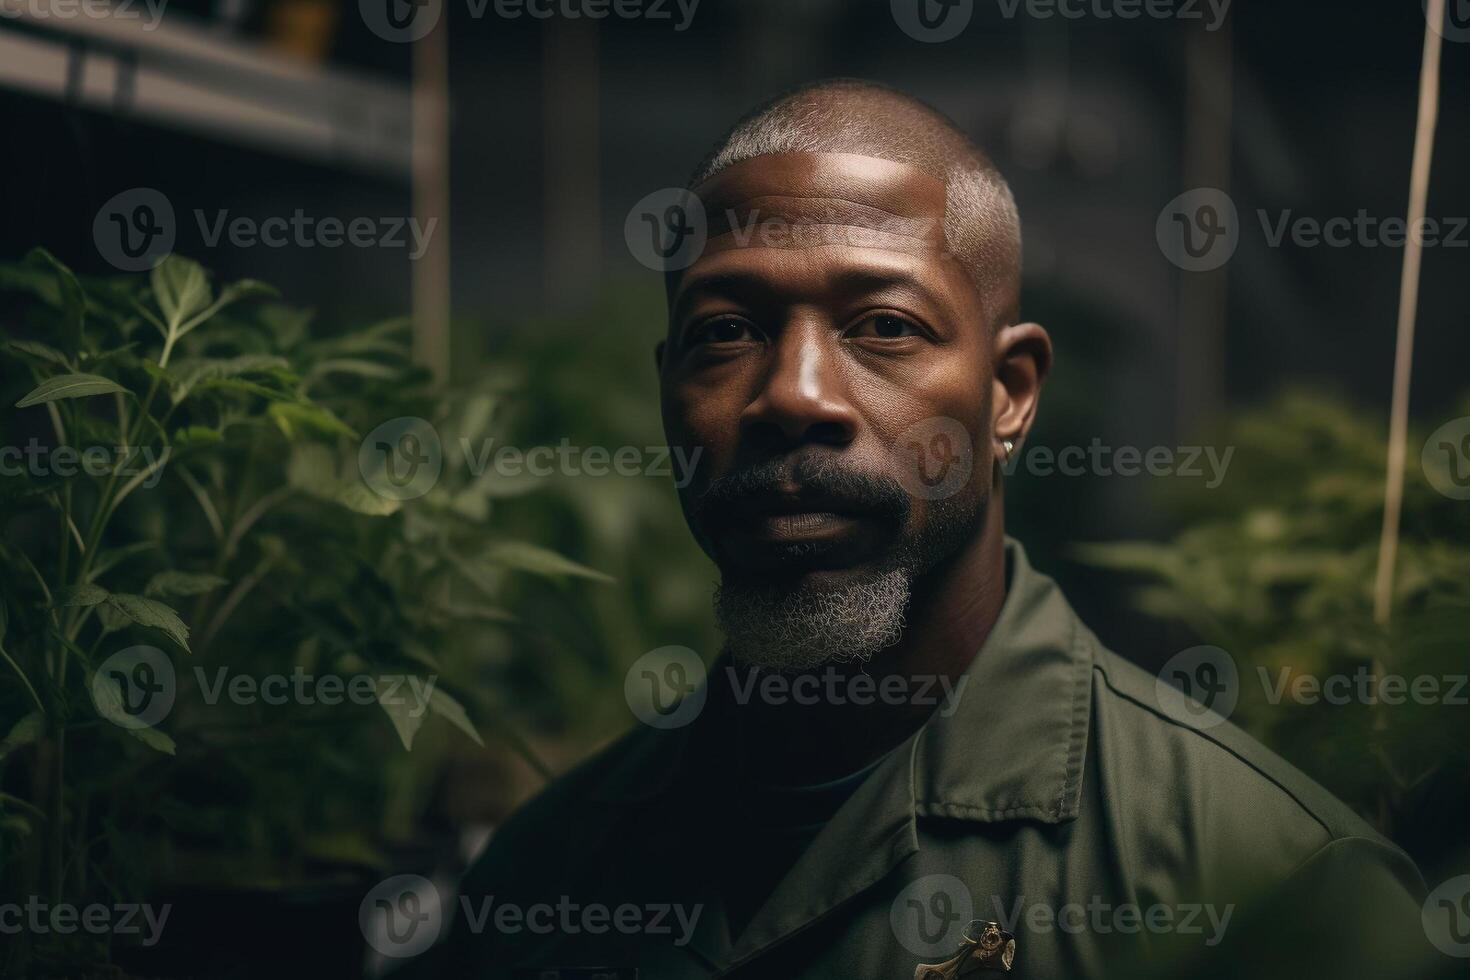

{"left": 690, "top": 317, "right": 756, "bottom": 345}
{"left": 849, "top": 314, "right": 922, "bottom": 339}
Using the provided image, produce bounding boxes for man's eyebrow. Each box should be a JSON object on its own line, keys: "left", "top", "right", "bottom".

{"left": 826, "top": 267, "right": 956, "bottom": 315}
{"left": 671, "top": 263, "right": 960, "bottom": 323}
{"left": 670, "top": 268, "right": 778, "bottom": 317}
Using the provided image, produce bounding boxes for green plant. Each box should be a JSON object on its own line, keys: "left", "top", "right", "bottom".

{"left": 460, "top": 287, "right": 723, "bottom": 742}
{"left": 0, "top": 250, "right": 605, "bottom": 977}
{"left": 1078, "top": 390, "right": 1470, "bottom": 868}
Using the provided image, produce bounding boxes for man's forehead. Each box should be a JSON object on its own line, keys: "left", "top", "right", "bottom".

{"left": 691, "top": 151, "right": 950, "bottom": 255}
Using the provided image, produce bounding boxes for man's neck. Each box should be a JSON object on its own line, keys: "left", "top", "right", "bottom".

{"left": 726, "top": 503, "right": 1009, "bottom": 786}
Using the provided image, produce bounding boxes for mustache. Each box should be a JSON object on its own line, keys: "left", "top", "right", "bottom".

{"left": 692, "top": 455, "right": 911, "bottom": 527}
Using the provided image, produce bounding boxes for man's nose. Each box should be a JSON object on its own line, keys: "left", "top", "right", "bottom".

{"left": 739, "top": 325, "right": 858, "bottom": 449}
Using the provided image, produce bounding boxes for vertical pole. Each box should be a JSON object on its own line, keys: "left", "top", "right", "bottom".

{"left": 1176, "top": 19, "right": 1233, "bottom": 438}
{"left": 541, "top": 17, "right": 600, "bottom": 312}
{"left": 1373, "top": 0, "right": 1444, "bottom": 626}
{"left": 413, "top": 13, "right": 452, "bottom": 385}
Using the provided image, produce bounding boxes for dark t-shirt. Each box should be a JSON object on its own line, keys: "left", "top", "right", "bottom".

{"left": 720, "top": 753, "right": 889, "bottom": 938}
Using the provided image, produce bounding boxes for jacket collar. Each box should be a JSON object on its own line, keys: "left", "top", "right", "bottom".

{"left": 913, "top": 537, "right": 1093, "bottom": 824}
{"left": 592, "top": 537, "right": 1094, "bottom": 826}
{"left": 585, "top": 538, "right": 1095, "bottom": 970}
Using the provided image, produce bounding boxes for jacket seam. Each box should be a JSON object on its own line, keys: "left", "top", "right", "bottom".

{"left": 1090, "top": 653, "right": 1339, "bottom": 840}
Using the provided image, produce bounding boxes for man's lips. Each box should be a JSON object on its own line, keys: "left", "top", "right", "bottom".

{"left": 747, "top": 510, "right": 863, "bottom": 542}
{"left": 717, "top": 491, "right": 886, "bottom": 547}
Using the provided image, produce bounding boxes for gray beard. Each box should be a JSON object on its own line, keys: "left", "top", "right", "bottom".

{"left": 714, "top": 568, "right": 912, "bottom": 671}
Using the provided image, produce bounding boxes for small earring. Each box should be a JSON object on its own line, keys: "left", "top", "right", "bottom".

{"left": 1001, "top": 439, "right": 1015, "bottom": 460}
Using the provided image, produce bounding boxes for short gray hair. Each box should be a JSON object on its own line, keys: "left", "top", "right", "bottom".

{"left": 690, "top": 78, "right": 1022, "bottom": 325}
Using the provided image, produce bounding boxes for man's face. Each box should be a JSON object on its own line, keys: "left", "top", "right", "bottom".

{"left": 657, "top": 152, "right": 1002, "bottom": 668}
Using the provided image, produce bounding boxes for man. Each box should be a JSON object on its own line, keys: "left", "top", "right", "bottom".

{"left": 437, "top": 80, "right": 1428, "bottom": 978}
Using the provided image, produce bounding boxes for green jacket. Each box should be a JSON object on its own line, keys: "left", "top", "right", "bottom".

{"left": 436, "top": 542, "right": 1429, "bottom": 979}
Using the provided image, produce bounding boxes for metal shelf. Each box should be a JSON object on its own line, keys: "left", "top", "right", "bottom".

{"left": 0, "top": 5, "right": 413, "bottom": 177}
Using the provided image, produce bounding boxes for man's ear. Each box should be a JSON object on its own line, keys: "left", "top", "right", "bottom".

{"left": 991, "top": 322, "right": 1052, "bottom": 448}
{"left": 654, "top": 339, "right": 666, "bottom": 372}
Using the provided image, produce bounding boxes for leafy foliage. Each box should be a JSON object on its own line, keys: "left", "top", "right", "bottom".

{"left": 0, "top": 251, "right": 605, "bottom": 976}
{"left": 1078, "top": 390, "right": 1470, "bottom": 860}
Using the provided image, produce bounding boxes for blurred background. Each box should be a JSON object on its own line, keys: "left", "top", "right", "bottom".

{"left": 2, "top": 0, "right": 1469, "bottom": 976}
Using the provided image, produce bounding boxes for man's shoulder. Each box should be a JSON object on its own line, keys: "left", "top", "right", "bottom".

{"left": 1085, "top": 634, "right": 1397, "bottom": 860}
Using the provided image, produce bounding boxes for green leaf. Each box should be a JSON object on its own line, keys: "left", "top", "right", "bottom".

{"left": 26, "top": 248, "right": 84, "bottom": 359}
{"left": 172, "top": 279, "right": 279, "bottom": 341}
{"left": 103, "top": 594, "right": 191, "bottom": 651}
{"left": 483, "top": 541, "right": 614, "bottom": 583}
{"left": 335, "top": 482, "right": 402, "bottom": 517}
{"left": 427, "top": 687, "right": 484, "bottom": 747}
{"left": 151, "top": 256, "right": 212, "bottom": 336}
{"left": 308, "top": 358, "right": 402, "bottom": 381}
{"left": 5, "top": 339, "right": 70, "bottom": 367}
{"left": 90, "top": 673, "right": 176, "bottom": 754}
{"left": 164, "top": 354, "right": 291, "bottom": 404}
{"left": 269, "top": 401, "right": 356, "bottom": 440}
{"left": 126, "top": 726, "right": 177, "bottom": 755}
{"left": 54, "top": 583, "right": 109, "bottom": 607}
{"left": 15, "top": 373, "right": 127, "bottom": 408}
{"left": 214, "top": 278, "right": 277, "bottom": 309}
{"left": 88, "top": 541, "right": 156, "bottom": 582}
{"left": 172, "top": 425, "right": 223, "bottom": 451}
{"left": 0, "top": 712, "right": 43, "bottom": 760}
{"left": 286, "top": 442, "right": 340, "bottom": 498}
{"left": 376, "top": 678, "right": 426, "bottom": 751}
{"left": 145, "top": 571, "right": 228, "bottom": 598}
{"left": 96, "top": 600, "right": 132, "bottom": 634}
